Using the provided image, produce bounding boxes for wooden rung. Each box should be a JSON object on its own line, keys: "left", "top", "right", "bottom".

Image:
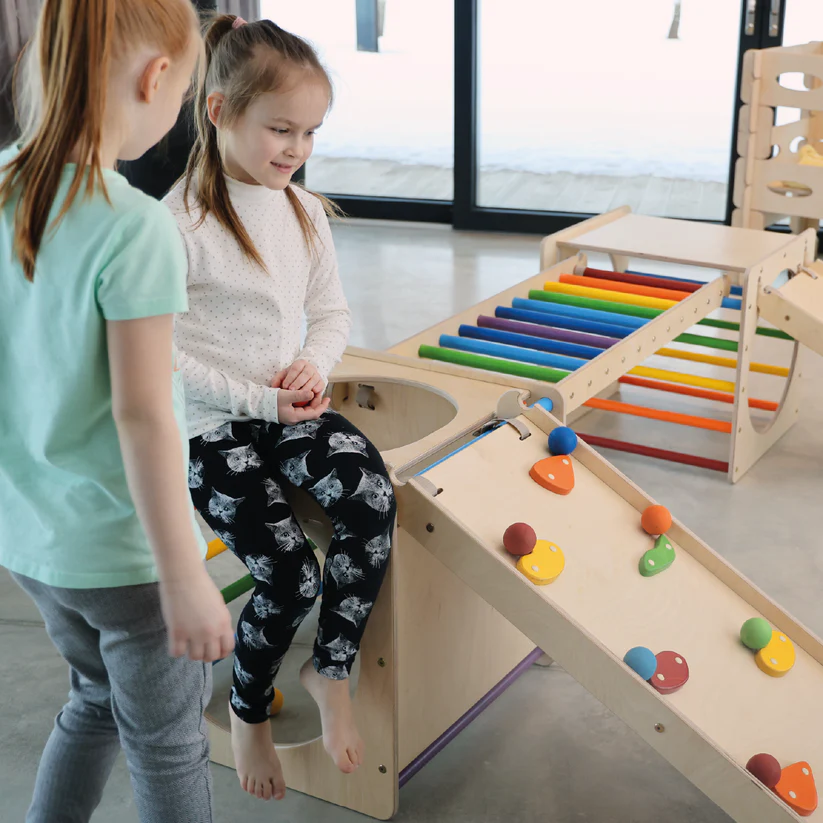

{"left": 576, "top": 433, "right": 729, "bottom": 473}
{"left": 207, "top": 538, "right": 229, "bottom": 560}
{"left": 560, "top": 273, "right": 693, "bottom": 302}
{"left": 617, "top": 376, "right": 779, "bottom": 412}
{"left": 654, "top": 347, "right": 790, "bottom": 377}
{"left": 583, "top": 397, "right": 733, "bottom": 434}
{"left": 542, "top": 281, "right": 676, "bottom": 311}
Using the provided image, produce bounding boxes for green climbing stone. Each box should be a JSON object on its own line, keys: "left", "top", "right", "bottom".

{"left": 740, "top": 617, "right": 772, "bottom": 651}
{"left": 639, "top": 534, "right": 675, "bottom": 577}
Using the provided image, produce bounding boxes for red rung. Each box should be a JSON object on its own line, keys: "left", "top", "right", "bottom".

{"left": 582, "top": 267, "right": 702, "bottom": 294}
{"left": 576, "top": 433, "right": 729, "bottom": 473}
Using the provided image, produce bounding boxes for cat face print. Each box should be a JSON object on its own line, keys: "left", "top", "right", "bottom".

{"left": 297, "top": 558, "right": 320, "bottom": 599}
{"left": 188, "top": 457, "right": 205, "bottom": 489}
{"left": 252, "top": 592, "right": 282, "bottom": 620}
{"left": 230, "top": 690, "right": 252, "bottom": 713}
{"left": 265, "top": 517, "right": 305, "bottom": 553}
{"left": 219, "top": 444, "right": 263, "bottom": 475}
{"left": 240, "top": 620, "right": 273, "bottom": 650}
{"left": 332, "top": 595, "right": 373, "bottom": 627}
{"left": 330, "top": 516, "right": 357, "bottom": 542}
{"left": 245, "top": 554, "right": 275, "bottom": 585}
{"left": 319, "top": 631, "right": 358, "bottom": 663}
{"left": 234, "top": 657, "right": 255, "bottom": 688}
{"left": 201, "top": 422, "right": 236, "bottom": 444}
{"left": 291, "top": 601, "right": 315, "bottom": 628}
{"left": 350, "top": 469, "right": 394, "bottom": 516}
{"left": 277, "top": 419, "right": 325, "bottom": 446}
{"left": 263, "top": 477, "right": 287, "bottom": 507}
{"left": 327, "top": 431, "right": 368, "bottom": 458}
{"left": 213, "top": 529, "right": 236, "bottom": 552}
{"left": 317, "top": 665, "right": 349, "bottom": 681}
{"left": 364, "top": 530, "right": 391, "bottom": 568}
{"left": 280, "top": 451, "right": 313, "bottom": 487}
{"left": 327, "top": 552, "right": 365, "bottom": 588}
{"left": 208, "top": 489, "right": 244, "bottom": 524}
{"left": 308, "top": 469, "right": 344, "bottom": 508}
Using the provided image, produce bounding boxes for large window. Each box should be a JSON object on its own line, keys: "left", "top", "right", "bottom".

{"left": 477, "top": 0, "right": 742, "bottom": 220}
{"left": 261, "top": 0, "right": 454, "bottom": 200}
{"left": 251, "top": 1, "right": 816, "bottom": 234}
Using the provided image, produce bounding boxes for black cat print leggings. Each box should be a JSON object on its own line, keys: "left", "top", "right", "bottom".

{"left": 188, "top": 412, "right": 396, "bottom": 724}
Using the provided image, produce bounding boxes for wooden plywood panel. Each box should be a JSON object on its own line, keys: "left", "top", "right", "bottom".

{"left": 565, "top": 213, "right": 795, "bottom": 271}
{"left": 398, "top": 418, "right": 823, "bottom": 822}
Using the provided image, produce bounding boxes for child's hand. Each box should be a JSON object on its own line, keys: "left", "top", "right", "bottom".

{"left": 277, "top": 388, "right": 330, "bottom": 424}
{"left": 159, "top": 569, "right": 235, "bottom": 662}
{"left": 271, "top": 359, "right": 324, "bottom": 397}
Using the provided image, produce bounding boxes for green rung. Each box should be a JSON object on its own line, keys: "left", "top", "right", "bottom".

{"left": 418, "top": 344, "right": 568, "bottom": 383}
{"left": 221, "top": 574, "right": 255, "bottom": 604}
{"left": 527, "top": 290, "right": 794, "bottom": 341}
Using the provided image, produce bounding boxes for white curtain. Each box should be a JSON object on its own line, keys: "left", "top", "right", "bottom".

{"left": 218, "top": 0, "right": 260, "bottom": 21}
{"left": 0, "top": 0, "right": 38, "bottom": 144}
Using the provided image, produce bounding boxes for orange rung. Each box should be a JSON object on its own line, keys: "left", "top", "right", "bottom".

{"left": 618, "top": 375, "right": 779, "bottom": 413}
{"left": 583, "top": 396, "right": 732, "bottom": 433}
{"left": 560, "top": 273, "right": 692, "bottom": 302}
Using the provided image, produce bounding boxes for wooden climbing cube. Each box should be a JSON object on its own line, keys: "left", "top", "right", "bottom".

{"left": 733, "top": 41, "right": 823, "bottom": 233}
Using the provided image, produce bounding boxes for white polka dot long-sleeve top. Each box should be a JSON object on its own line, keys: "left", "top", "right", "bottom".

{"left": 164, "top": 177, "right": 351, "bottom": 437}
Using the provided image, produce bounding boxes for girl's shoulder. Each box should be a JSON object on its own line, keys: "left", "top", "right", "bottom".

{"left": 288, "top": 184, "right": 328, "bottom": 220}
{"left": 162, "top": 179, "right": 204, "bottom": 232}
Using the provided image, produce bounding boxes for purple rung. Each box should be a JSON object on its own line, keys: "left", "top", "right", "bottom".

{"left": 398, "top": 647, "right": 545, "bottom": 787}
{"left": 478, "top": 315, "right": 618, "bottom": 349}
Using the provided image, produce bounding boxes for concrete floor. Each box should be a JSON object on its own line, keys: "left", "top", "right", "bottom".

{"left": 2, "top": 219, "right": 822, "bottom": 822}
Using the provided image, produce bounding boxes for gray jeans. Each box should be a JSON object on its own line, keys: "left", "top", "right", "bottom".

{"left": 12, "top": 573, "right": 214, "bottom": 823}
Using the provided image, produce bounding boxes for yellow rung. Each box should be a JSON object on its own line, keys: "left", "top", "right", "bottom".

{"left": 629, "top": 365, "right": 736, "bottom": 393}
{"left": 207, "top": 538, "right": 228, "bottom": 560}
{"left": 543, "top": 281, "right": 676, "bottom": 311}
{"left": 655, "top": 347, "right": 790, "bottom": 377}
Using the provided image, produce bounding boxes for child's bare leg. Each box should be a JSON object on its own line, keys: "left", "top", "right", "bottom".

{"left": 229, "top": 707, "right": 286, "bottom": 800}
{"left": 299, "top": 659, "right": 363, "bottom": 773}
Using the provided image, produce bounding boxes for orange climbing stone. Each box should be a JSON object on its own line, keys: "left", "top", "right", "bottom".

{"left": 774, "top": 761, "right": 818, "bottom": 817}
{"left": 529, "top": 455, "right": 575, "bottom": 495}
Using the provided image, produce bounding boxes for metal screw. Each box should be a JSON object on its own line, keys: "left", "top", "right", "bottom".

{"left": 426, "top": 523, "right": 434, "bottom": 533}
{"left": 378, "top": 658, "right": 386, "bottom": 668}
{"left": 654, "top": 723, "right": 665, "bottom": 733}
{"left": 379, "top": 765, "right": 387, "bottom": 774}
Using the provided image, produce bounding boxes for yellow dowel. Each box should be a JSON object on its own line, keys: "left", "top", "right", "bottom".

{"left": 207, "top": 538, "right": 228, "bottom": 560}
{"left": 543, "top": 281, "right": 676, "bottom": 311}
{"left": 628, "top": 365, "right": 736, "bottom": 393}
{"left": 655, "top": 347, "right": 790, "bottom": 377}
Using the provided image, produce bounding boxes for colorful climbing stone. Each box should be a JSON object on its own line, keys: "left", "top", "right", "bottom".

{"left": 639, "top": 534, "right": 676, "bottom": 577}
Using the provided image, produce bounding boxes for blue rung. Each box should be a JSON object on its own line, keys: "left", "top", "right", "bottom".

{"left": 439, "top": 335, "right": 583, "bottom": 372}
{"left": 458, "top": 324, "right": 602, "bottom": 360}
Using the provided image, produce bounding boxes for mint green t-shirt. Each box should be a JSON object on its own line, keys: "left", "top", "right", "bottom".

{"left": 0, "top": 147, "right": 206, "bottom": 588}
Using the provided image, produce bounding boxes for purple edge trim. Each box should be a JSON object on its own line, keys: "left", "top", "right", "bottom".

{"left": 398, "top": 647, "right": 545, "bottom": 787}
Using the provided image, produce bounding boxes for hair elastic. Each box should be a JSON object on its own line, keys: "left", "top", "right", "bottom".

{"left": 232, "top": 16, "right": 247, "bottom": 29}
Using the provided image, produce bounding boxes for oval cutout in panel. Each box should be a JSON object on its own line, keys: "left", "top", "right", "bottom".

{"left": 329, "top": 377, "right": 458, "bottom": 452}
{"left": 766, "top": 180, "right": 813, "bottom": 198}
{"left": 777, "top": 71, "right": 809, "bottom": 90}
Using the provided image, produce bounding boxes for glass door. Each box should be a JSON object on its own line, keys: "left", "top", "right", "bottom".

{"left": 475, "top": 0, "right": 745, "bottom": 221}
{"left": 260, "top": 0, "right": 454, "bottom": 207}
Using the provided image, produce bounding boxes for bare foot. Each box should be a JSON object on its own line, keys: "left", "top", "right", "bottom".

{"left": 300, "top": 659, "right": 363, "bottom": 773}
{"left": 229, "top": 703, "right": 286, "bottom": 800}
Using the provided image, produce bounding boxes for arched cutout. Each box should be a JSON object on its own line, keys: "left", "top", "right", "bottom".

{"left": 777, "top": 71, "right": 808, "bottom": 91}
{"left": 766, "top": 180, "right": 813, "bottom": 198}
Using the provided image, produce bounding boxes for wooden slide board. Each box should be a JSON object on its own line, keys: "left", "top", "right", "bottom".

{"left": 760, "top": 263, "right": 823, "bottom": 358}
{"left": 397, "top": 405, "right": 823, "bottom": 823}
